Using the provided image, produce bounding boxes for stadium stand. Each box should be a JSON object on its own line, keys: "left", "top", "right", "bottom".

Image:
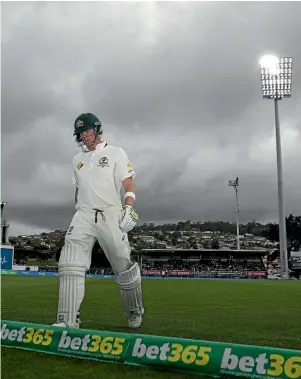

{"left": 136, "top": 249, "right": 268, "bottom": 279}
{"left": 38, "top": 248, "right": 268, "bottom": 279}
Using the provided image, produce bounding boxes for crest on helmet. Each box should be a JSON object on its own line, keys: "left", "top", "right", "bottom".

{"left": 76, "top": 120, "right": 84, "bottom": 128}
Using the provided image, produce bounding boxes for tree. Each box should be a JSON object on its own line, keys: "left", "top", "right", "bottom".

{"left": 31, "top": 238, "right": 41, "bottom": 247}
{"left": 188, "top": 235, "right": 198, "bottom": 249}
{"left": 211, "top": 239, "right": 220, "bottom": 250}
{"left": 202, "top": 240, "right": 211, "bottom": 249}
{"left": 157, "top": 234, "right": 166, "bottom": 242}
{"left": 133, "top": 240, "right": 149, "bottom": 252}
{"left": 176, "top": 222, "right": 185, "bottom": 231}
{"left": 127, "top": 230, "right": 135, "bottom": 244}
{"left": 263, "top": 214, "right": 301, "bottom": 262}
{"left": 171, "top": 231, "right": 181, "bottom": 246}
{"left": 8, "top": 238, "right": 17, "bottom": 245}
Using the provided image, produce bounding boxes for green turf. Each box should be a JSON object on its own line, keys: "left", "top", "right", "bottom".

{"left": 1, "top": 276, "right": 301, "bottom": 379}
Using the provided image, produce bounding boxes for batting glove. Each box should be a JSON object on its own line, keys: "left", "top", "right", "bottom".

{"left": 119, "top": 205, "right": 139, "bottom": 233}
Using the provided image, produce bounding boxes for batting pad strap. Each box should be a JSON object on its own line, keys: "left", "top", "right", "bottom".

{"left": 58, "top": 261, "right": 86, "bottom": 277}
{"left": 115, "top": 262, "right": 143, "bottom": 317}
{"left": 57, "top": 262, "right": 86, "bottom": 326}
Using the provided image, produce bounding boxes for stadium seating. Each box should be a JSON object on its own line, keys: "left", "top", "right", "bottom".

{"left": 38, "top": 250, "right": 268, "bottom": 279}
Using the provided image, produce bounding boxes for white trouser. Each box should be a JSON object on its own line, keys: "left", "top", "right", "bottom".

{"left": 59, "top": 207, "right": 132, "bottom": 275}
{"left": 56, "top": 207, "right": 143, "bottom": 326}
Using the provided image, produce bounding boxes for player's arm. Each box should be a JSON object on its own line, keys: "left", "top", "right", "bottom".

{"left": 119, "top": 176, "right": 139, "bottom": 233}
{"left": 118, "top": 150, "right": 138, "bottom": 233}
{"left": 122, "top": 177, "right": 135, "bottom": 207}
{"left": 75, "top": 187, "right": 78, "bottom": 204}
{"left": 72, "top": 159, "right": 79, "bottom": 206}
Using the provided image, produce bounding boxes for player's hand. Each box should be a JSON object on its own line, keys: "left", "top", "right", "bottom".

{"left": 119, "top": 205, "right": 139, "bottom": 233}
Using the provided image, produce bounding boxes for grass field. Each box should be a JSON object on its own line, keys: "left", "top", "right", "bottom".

{"left": 1, "top": 276, "right": 301, "bottom": 379}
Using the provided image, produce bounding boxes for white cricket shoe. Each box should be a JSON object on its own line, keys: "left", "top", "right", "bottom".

{"left": 128, "top": 308, "right": 144, "bottom": 328}
{"left": 52, "top": 322, "right": 80, "bottom": 329}
{"left": 52, "top": 311, "right": 81, "bottom": 329}
{"left": 128, "top": 314, "right": 142, "bottom": 328}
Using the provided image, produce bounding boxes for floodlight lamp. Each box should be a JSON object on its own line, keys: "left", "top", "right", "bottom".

{"left": 259, "top": 55, "right": 279, "bottom": 74}
{"left": 259, "top": 55, "right": 293, "bottom": 99}
{"left": 228, "top": 180, "right": 237, "bottom": 187}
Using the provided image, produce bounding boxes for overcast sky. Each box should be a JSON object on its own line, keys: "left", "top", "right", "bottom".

{"left": 2, "top": 1, "right": 301, "bottom": 236}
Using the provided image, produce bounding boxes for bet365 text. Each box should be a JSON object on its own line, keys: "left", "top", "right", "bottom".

{"left": 1, "top": 323, "right": 53, "bottom": 346}
{"left": 132, "top": 338, "right": 212, "bottom": 366}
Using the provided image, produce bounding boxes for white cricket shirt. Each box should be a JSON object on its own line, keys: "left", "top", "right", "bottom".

{"left": 72, "top": 140, "right": 136, "bottom": 210}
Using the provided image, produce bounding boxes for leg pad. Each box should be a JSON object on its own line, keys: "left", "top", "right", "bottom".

{"left": 115, "top": 262, "right": 144, "bottom": 317}
{"left": 56, "top": 261, "right": 86, "bottom": 326}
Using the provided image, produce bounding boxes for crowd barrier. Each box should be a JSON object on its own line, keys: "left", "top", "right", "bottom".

{"left": 0, "top": 270, "right": 112, "bottom": 278}
{"left": 1, "top": 320, "right": 300, "bottom": 379}
{"left": 1, "top": 269, "right": 268, "bottom": 280}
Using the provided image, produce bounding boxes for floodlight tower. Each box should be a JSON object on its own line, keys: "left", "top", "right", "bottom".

{"left": 259, "top": 55, "right": 293, "bottom": 280}
{"left": 1, "top": 202, "right": 7, "bottom": 217}
{"left": 1, "top": 202, "right": 9, "bottom": 244}
{"left": 229, "top": 177, "right": 240, "bottom": 250}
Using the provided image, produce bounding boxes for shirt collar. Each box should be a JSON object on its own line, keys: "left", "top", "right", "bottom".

{"left": 95, "top": 139, "right": 107, "bottom": 150}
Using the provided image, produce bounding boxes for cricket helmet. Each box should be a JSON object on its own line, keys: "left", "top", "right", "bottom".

{"left": 73, "top": 113, "right": 103, "bottom": 152}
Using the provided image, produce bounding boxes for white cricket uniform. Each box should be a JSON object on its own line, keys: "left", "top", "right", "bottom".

{"left": 59, "top": 140, "right": 136, "bottom": 275}
{"left": 55, "top": 139, "right": 144, "bottom": 328}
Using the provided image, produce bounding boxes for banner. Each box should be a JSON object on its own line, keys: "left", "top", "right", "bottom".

{"left": 1, "top": 270, "right": 18, "bottom": 275}
{"left": 13, "top": 265, "right": 39, "bottom": 271}
{"left": 1, "top": 320, "right": 300, "bottom": 379}
{"left": 126, "top": 334, "right": 301, "bottom": 378}
{"left": 291, "top": 256, "right": 301, "bottom": 270}
{"left": 246, "top": 272, "right": 268, "bottom": 278}
{"left": 1, "top": 247, "right": 14, "bottom": 270}
{"left": 167, "top": 270, "right": 192, "bottom": 277}
{"left": 142, "top": 270, "right": 162, "bottom": 276}
{"left": 141, "top": 270, "right": 193, "bottom": 277}
{"left": 3, "top": 269, "right": 269, "bottom": 281}
{"left": 17, "top": 271, "right": 58, "bottom": 277}
{"left": 1, "top": 320, "right": 130, "bottom": 363}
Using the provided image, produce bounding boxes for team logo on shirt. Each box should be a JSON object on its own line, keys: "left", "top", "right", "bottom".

{"left": 77, "top": 161, "right": 84, "bottom": 169}
{"left": 98, "top": 157, "right": 109, "bottom": 168}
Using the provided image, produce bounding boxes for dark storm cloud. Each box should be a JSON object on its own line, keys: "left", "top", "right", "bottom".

{"left": 82, "top": 2, "right": 301, "bottom": 138}
{"left": 5, "top": 203, "right": 75, "bottom": 231}
{"left": 1, "top": 1, "right": 301, "bottom": 234}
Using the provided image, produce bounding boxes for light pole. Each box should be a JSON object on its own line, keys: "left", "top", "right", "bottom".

{"left": 229, "top": 177, "right": 240, "bottom": 250}
{"left": 1, "top": 202, "right": 7, "bottom": 218}
{"left": 259, "top": 55, "right": 293, "bottom": 280}
{"left": 1, "top": 202, "right": 8, "bottom": 244}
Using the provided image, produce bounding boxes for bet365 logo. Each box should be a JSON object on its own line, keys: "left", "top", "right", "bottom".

{"left": 220, "top": 348, "right": 301, "bottom": 378}
{"left": 132, "top": 338, "right": 212, "bottom": 366}
{"left": 1, "top": 324, "right": 53, "bottom": 346}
